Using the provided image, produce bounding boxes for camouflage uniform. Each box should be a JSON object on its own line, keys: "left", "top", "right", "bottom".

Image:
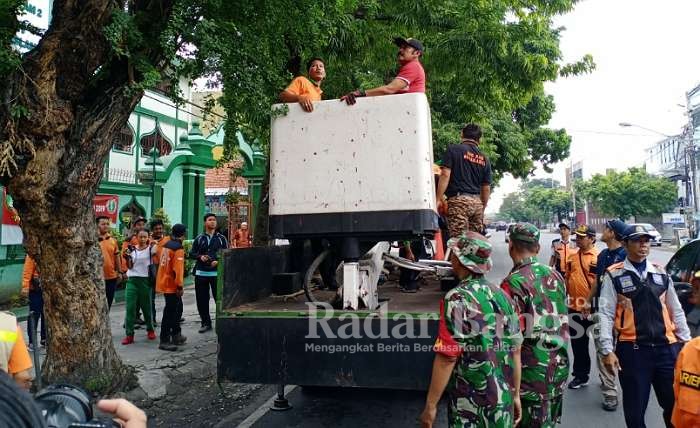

{"left": 501, "top": 223, "right": 570, "bottom": 428}
{"left": 447, "top": 196, "right": 484, "bottom": 237}
{"left": 436, "top": 232, "right": 523, "bottom": 427}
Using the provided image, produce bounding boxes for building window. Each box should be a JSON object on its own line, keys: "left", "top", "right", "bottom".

{"left": 113, "top": 125, "right": 134, "bottom": 153}
{"left": 140, "top": 129, "right": 173, "bottom": 157}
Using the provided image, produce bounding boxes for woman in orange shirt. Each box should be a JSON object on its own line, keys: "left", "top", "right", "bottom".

{"left": 279, "top": 57, "right": 325, "bottom": 112}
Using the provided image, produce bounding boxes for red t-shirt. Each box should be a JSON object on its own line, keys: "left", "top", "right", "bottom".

{"left": 396, "top": 60, "right": 426, "bottom": 94}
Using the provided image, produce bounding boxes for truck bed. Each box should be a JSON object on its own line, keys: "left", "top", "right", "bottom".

{"left": 217, "top": 246, "right": 442, "bottom": 390}
{"left": 223, "top": 278, "right": 444, "bottom": 314}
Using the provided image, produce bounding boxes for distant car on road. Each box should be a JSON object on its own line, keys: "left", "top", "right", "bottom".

{"left": 495, "top": 221, "right": 508, "bottom": 231}
{"left": 629, "top": 223, "right": 662, "bottom": 246}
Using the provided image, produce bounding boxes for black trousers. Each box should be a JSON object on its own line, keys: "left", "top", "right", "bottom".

{"left": 160, "top": 293, "right": 181, "bottom": 342}
{"left": 617, "top": 342, "right": 681, "bottom": 428}
{"left": 150, "top": 285, "right": 157, "bottom": 323}
{"left": 195, "top": 275, "right": 217, "bottom": 326}
{"left": 399, "top": 240, "right": 429, "bottom": 291}
{"left": 105, "top": 278, "right": 117, "bottom": 310}
{"left": 177, "top": 296, "right": 183, "bottom": 321}
{"left": 568, "top": 310, "right": 594, "bottom": 381}
{"left": 27, "top": 288, "right": 45, "bottom": 344}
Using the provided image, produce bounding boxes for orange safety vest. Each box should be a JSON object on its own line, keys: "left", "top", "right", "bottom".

{"left": 0, "top": 312, "right": 18, "bottom": 373}
{"left": 552, "top": 239, "right": 574, "bottom": 275}
{"left": 673, "top": 337, "right": 700, "bottom": 427}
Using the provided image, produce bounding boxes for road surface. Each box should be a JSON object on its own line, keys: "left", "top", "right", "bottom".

{"left": 224, "top": 231, "right": 672, "bottom": 428}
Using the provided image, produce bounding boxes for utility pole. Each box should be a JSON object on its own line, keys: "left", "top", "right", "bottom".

{"left": 684, "top": 92, "right": 698, "bottom": 238}
{"left": 570, "top": 159, "right": 577, "bottom": 227}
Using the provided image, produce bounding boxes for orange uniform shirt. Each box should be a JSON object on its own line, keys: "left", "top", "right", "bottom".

{"left": 120, "top": 235, "right": 140, "bottom": 273}
{"left": 552, "top": 239, "right": 574, "bottom": 275}
{"left": 99, "top": 235, "right": 120, "bottom": 280}
{"left": 156, "top": 238, "right": 185, "bottom": 294}
{"left": 284, "top": 76, "right": 323, "bottom": 101}
{"left": 233, "top": 229, "right": 251, "bottom": 248}
{"left": 673, "top": 337, "right": 700, "bottom": 427}
{"left": 566, "top": 247, "right": 598, "bottom": 312}
{"left": 153, "top": 235, "right": 170, "bottom": 264}
{"left": 21, "top": 256, "right": 39, "bottom": 292}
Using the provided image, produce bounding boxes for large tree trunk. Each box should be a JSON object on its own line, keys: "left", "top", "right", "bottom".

{"left": 0, "top": 0, "right": 176, "bottom": 393}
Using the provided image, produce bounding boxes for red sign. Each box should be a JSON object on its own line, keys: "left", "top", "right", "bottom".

{"left": 1, "top": 187, "right": 22, "bottom": 245}
{"left": 93, "top": 194, "right": 119, "bottom": 223}
{"left": 2, "top": 188, "right": 20, "bottom": 227}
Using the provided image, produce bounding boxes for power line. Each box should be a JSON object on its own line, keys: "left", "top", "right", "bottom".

{"left": 565, "top": 129, "right": 661, "bottom": 137}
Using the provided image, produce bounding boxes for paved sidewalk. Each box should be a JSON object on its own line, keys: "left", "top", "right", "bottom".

{"left": 110, "top": 286, "right": 218, "bottom": 401}
{"left": 26, "top": 284, "right": 219, "bottom": 401}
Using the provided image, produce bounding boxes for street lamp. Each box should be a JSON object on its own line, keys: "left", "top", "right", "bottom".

{"left": 618, "top": 122, "right": 672, "bottom": 137}
{"left": 149, "top": 145, "right": 160, "bottom": 216}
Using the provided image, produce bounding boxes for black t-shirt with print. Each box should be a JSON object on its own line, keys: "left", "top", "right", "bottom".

{"left": 441, "top": 143, "right": 492, "bottom": 197}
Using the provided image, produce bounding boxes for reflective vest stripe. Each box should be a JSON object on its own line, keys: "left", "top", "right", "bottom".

{"left": 0, "top": 329, "right": 18, "bottom": 343}
{"left": 0, "top": 312, "right": 18, "bottom": 373}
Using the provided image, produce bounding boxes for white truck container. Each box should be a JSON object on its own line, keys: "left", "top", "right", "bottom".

{"left": 269, "top": 93, "right": 438, "bottom": 240}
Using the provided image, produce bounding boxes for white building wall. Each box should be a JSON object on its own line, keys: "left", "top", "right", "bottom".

{"left": 108, "top": 152, "right": 133, "bottom": 171}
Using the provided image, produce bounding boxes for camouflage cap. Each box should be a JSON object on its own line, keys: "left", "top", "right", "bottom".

{"left": 509, "top": 222, "right": 540, "bottom": 243}
{"left": 447, "top": 231, "right": 493, "bottom": 274}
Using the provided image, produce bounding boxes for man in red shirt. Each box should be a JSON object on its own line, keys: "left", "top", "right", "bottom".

{"left": 341, "top": 37, "right": 425, "bottom": 104}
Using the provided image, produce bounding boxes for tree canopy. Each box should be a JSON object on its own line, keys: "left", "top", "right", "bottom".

{"left": 0, "top": 0, "right": 591, "bottom": 391}
{"left": 501, "top": 168, "right": 678, "bottom": 225}
{"left": 578, "top": 167, "right": 677, "bottom": 221}
{"left": 184, "top": 0, "right": 591, "bottom": 180}
{"left": 499, "top": 180, "right": 575, "bottom": 225}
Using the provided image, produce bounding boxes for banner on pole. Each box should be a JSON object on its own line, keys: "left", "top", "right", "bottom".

{"left": 93, "top": 194, "right": 119, "bottom": 224}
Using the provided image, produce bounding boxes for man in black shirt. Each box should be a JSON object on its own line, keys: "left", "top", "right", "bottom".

{"left": 436, "top": 124, "right": 492, "bottom": 237}
{"left": 188, "top": 213, "right": 228, "bottom": 333}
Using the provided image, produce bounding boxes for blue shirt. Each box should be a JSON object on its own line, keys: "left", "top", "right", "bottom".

{"left": 595, "top": 246, "right": 627, "bottom": 302}
{"left": 596, "top": 246, "right": 627, "bottom": 282}
{"left": 630, "top": 259, "right": 647, "bottom": 277}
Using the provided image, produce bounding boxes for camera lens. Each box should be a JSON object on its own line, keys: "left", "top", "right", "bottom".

{"left": 35, "top": 384, "right": 93, "bottom": 427}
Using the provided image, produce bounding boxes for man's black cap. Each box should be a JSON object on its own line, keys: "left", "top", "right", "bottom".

{"left": 394, "top": 37, "right": 424, "bottom": 52}
{"left": 171, "top": 224, "right": 187, "bottom": 238}
{"left": 133, "top": 216, "right": 147, "bottom": 225}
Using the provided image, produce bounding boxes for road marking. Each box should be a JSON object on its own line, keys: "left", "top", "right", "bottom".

{"left": 236, "top": 385, "right": 297, "bottom": 428}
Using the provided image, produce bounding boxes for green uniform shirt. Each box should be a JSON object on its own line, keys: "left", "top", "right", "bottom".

{"left": 435, "top": 276, "right": 523, "bottom": 428}
{"left": 500, "top": 256, "right": 570, "bottom": 401}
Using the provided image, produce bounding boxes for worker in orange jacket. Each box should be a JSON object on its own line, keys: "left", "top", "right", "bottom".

{"left": 673, "top": 337, "right": 700, "bottom": 427}
{"left": 673, "top": 272, "right": 700, "bottom": 427}
{"left": 21, "top": 256, "right": 45, "bottom": 348}
{"left": 0, "top": 311, "right": 33, "bottom": 390}
{"left": 155, "top": 224, "right": 187, "bottom": 352}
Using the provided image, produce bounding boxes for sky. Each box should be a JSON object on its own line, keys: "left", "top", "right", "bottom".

{"left": 487, "top": 0, "right": 700, "bottom": 214}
